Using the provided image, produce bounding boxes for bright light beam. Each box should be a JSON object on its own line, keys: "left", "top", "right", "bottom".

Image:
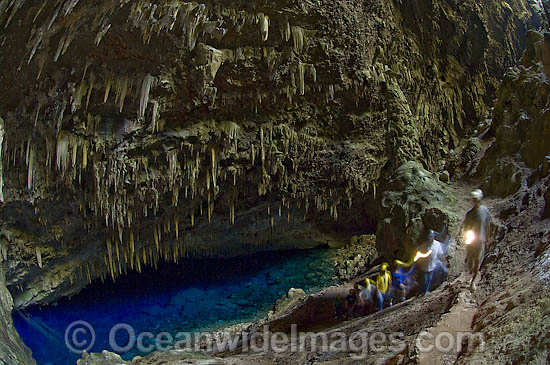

{"left": 414, "top": 250, "right": 432, "bottom": 262}
{"left": 465, "top": 230, "right": 476, "bottom": 245}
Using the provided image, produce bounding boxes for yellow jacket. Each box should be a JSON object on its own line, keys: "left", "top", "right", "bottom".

{"left": 377, "top": 271, "right": 392, "bottom": 294}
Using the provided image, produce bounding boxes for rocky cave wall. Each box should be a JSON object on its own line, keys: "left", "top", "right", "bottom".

{"left": 0, "top": 0, "right": 540, "bottom": 310}
{"left": 0, "top": 265, "right": 35, "bottom": 365}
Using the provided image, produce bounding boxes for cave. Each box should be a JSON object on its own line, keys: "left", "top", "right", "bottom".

{"left": 1, "top": 1, "right": 549, "bottom": 364}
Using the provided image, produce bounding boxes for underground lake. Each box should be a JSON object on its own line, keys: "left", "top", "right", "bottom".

{"left": 12, "top": 247, "right": 338, "bottom": 365}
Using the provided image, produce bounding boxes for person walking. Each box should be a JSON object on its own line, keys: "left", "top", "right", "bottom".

{"left": 376, "top": 262, "right": 392, "bottom": 310}
{"left": 415, "top": 230, "right": 447, "bottom": 295}
{"left": 463, "top": 189, "right": 493, "bottom": 290}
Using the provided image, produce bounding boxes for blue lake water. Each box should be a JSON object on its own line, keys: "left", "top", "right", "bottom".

{"left": 13, "top": 248, "right": 338, "bottom": 365}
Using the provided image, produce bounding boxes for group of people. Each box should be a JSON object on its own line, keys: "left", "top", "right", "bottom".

{"left": 338, "top": 188, "right": 492, "bottom": 319}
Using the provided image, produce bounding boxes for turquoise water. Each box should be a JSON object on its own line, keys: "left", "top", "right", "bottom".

{"left": 13, "top": 248, "right": 337, "bottom": 365}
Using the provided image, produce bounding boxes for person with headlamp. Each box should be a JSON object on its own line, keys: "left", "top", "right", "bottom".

{"left": 462, "top": 189, "right": 493, "bottom": 290}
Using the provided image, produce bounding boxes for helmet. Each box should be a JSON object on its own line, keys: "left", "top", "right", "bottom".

{"left": 471, "top": 189, "right": 483, "bottom": 201}
{"left": 381, "top": 262, "right": 389, "bottom": 271}
{"left": 428, "top": 230, "right": 438, "bottom": 239}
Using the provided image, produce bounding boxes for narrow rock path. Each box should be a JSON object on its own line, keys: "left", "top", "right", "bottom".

{"left": 416, "top": 276, "right": 477, "bottom": 365}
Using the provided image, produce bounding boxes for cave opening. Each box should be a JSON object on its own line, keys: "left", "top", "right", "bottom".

{"left": 12, "top": 247, "right": 338, "bottom": 365}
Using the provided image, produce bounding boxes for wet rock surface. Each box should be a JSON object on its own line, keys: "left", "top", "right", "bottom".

{"left": 0, "top": 266, "right": 35, "bottom": 365}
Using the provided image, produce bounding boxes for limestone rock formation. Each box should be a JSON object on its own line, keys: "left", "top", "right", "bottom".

{"left": 376, "top": 161, "right": 457, "bottom": 259}
{"left": 0, "top": 266, "right": 35, "bottom": 365}
{"left": 478, "top": 30, "right": 550, "bottom": 197}
{"left": 333, "top": 234, "right": 378, "bottom": 281}
{"left": 77, "top": 351, "right": 127, "bottom": 365}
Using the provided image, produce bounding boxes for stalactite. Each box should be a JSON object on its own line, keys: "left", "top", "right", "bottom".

{"left": 297, "top": 63, "right": 306, "bottom": 95}
{"left": 0, "top": 117, "right": 4, "bottom": 202}
{"left": 56, "top": 131, "right": 70, "bottom": 172}
{"left": 139, "top": 73, "right": 154, "bottom": 118}
{"left": 82, "top": 140, "right": 88, "bottom": 169}
{"left": 71, "top": 140, "right": 78, "bottom": 167}
{"left": 130, "top": 230, "right": 135, "bottom": 255}
{"left": 259, "top": 13, "right": 269, "bottom": 42}
{"left": 62, "top": 0, "right": 80, "bottom": 17}
{"left": 210, "top": 146, "right": 216, "bottom": 188}
{"left": 95, "top": 23, "right": 111, "bottom": 46}
{"left": 292, "top": 26, "right": 305, "bottom": 54}
{"left": 72, "top": 80, "right": 87, "bottom": 112}
{"left": 26, "top": 143, "right": 34, "bottom": 190}
{"left": 118, "top": 75, "right": 129, "bottom": 113}
{"left": 308, "top": 64, "right": 317, "bottom": 83}
{"left": 280, "top": 20, "right": 291, "bottom": 42}
{"left": 32, "top": 0, "right": 48, "bottom": 24}
{"left": 85, "top": 75, "right": 94, "bottom": 109}
{"left": 27, "top": 27, "right": 44, "bottom": 64}
{"left": 154, "top": 224, "right": 160, "bottom": 250}
{"left": 260, "top": 127, "right": 265, "bottom": 164}
{"left": 36, "top": 247, "right": 42, "bottom": 268}
{"left": 104, "top": 73, "right": 112, "bottom": 103}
